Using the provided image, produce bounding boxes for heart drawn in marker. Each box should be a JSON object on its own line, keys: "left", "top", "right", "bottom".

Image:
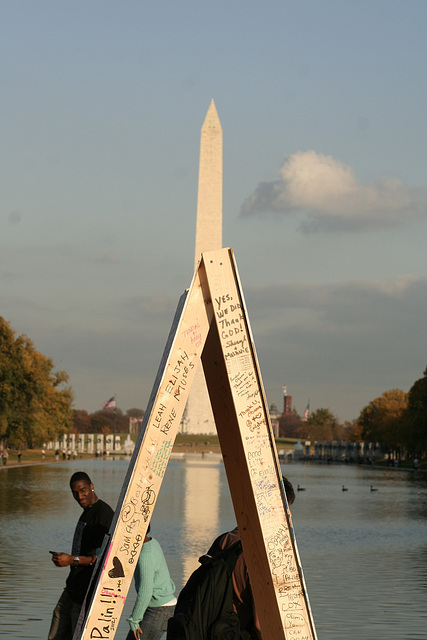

{"left": 108, "top": 556, "right": 125, "bottom": 579}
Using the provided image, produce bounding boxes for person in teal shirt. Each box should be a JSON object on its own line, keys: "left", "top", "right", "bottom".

{"left": 126, "top": 525, "right": 176, "bottom": 640}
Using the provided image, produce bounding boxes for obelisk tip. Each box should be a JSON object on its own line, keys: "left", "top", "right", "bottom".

{"left": 202, "top": 99, "right": 221, "bottom": 131}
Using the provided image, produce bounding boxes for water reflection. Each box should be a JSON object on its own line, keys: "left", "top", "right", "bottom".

{"left": 182, "top": 458, "right": 221, "bottom": 579}
{"left": 1, "top": 458, "right": 426, "bottom": 639}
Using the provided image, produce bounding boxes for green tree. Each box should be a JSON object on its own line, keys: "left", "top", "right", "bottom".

{"left": 0, "top": 317, "right": 73, "bottom": 447}
{"left": 358, "top": 389, "right": 408, "bottom": 452}
{"left": 307, "top": 407, "right": 339, "bottom": 441}
{"left": 407, "top": 366, "right": 427, "bottom": 456}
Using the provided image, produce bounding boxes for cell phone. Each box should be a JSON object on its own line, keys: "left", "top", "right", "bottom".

{"left": 49, "top": 551, "right": 57, "bottom": 554}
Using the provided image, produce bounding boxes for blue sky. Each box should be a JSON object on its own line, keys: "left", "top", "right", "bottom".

{"left": 2, "top": 0, "right": 426, "bottom": 422}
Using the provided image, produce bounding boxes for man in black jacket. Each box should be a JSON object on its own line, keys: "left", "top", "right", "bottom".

{"left": 48, "top": 471, "right": 114, "bottom": 640}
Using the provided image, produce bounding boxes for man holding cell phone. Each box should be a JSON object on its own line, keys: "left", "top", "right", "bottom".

{"left": 48, "top": 471, "right": 114, "bottom": 640}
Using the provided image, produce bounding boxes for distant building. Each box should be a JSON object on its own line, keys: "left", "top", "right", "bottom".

{"left": 282, "top": 385, "right": 293, "bottom": 414}
{"left": 283, "top": 395, "right": 293, "bottom": 414}
{"left": 269, "top": 403, "right": 281, "bottom": 438}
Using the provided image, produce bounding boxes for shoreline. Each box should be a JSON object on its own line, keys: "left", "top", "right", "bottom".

{"left": 0, "top": 450, "right": 224, "bottom": 470}
{"left": 2, "top": 454, "right": 425, "bottom": 473}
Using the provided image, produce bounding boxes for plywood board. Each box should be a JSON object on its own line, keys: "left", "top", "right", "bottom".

{"left": 75, "top": 263, "right": 213, "bottom": 640}
{"left": 201, "top": 248, "right": 317, "bottom": 640}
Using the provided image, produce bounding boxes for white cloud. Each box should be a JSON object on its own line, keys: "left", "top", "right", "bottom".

{"left": 241, "top": 151, "right": 426, "bottom": 232}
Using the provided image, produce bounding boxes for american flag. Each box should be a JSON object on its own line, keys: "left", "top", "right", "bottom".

{"left": 303, "top": 402, "right": 310, "bottom": 421}
{"left": 102, "top": 396, "right": 116, "bottom": 410}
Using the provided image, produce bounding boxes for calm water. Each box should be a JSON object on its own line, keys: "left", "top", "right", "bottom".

{"left": 0, "top": 457, "right": 426, "bottom": 639}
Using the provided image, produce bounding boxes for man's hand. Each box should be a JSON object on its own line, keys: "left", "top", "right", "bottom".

{"left": 133, "top": 628, "right": 142, "bottom": 640}
{"left": 51, "top": 552, "right": 72, "bottom": 567}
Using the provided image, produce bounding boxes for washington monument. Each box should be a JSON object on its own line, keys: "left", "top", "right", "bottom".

{"left": 183, "top": 100, "right": 222, "bottom": 434}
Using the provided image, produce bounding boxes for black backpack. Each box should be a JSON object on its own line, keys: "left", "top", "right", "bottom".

{"left": 166, "top": 539, "right": 244, "bottom": 640}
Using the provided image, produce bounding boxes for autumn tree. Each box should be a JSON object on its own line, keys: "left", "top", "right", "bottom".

{"left": 358, "top": 389, "right": 408, "bottom": 452}
{"left": 72, "top": 410, "right": 92, "bottom": 434}
{"left": 306, "top": 407, "right": 340, "bottom": 441}
{"left": 406, "top": 367, "right": 427, "bottom": 456}
{"left": 0, "top": 317, "right": 73, "bottom": 447}
{"left": 71, "top": 407, "right": 145, "bottom": 437}
{"left": 341, "top": 419, "right": 363, "bottom": 442}
{"left": 279, "top": 412, "right": 305, "bottom": 438}
{"left": 0, "top": 318, "right": 25, "bottom": 443}
{"left": 90, "top": 411, "right": 114, "bottom": 434}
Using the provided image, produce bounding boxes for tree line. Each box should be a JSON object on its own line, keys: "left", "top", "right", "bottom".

{"left": 279, "top": 367, "right": 427, "bottom": 459}
{"left": 1, "top": 317, "right": 426, "bottom": 456}
{"left": 72, "top": 407, "right": 144, "bottom": 436}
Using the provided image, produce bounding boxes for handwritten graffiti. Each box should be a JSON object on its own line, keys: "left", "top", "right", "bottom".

{"left": 160, "top": 407, "right": 177, "bottom": 435}
{"left": 119, "top": 482, "right": 157, "bottom": 561}
{"left": 152, "top": 403, "right": 166, "bottom": 430}
{"left": 182, "top": 322, "right": 201, "bottom": 338}
{"left": 137, "top": 484, "right": 156, "bottom": 524}
{"left": 268, "top": 524, "right": 292, "bottom": 552}
{"left": 239, "top": 398, "right": 262, "bottom": 419}
{"left": 128, "top": 533, "right": 143, "bottom": 565}
{"left": 214, "top": 294, "right": 232, "bottom": 312}
{"left": 152, "top": 440, "right": 173, "bottom": 478}
{"left": 285, "top": 613, "right": 307, "bottom": 629}
{"left": 182, "top": 322, "right": 203, "bottom": 348}
{"left": 89, "top": 587, "right": 126, "bottom": 638}
{"left": 163, "top": 351, "right": 195, "bottom": 402}
{"left": 121, "top": 503, "right": 135, "bottom": 523}
{"left": 230, "top": 371, "right": 257, "bottom": 400}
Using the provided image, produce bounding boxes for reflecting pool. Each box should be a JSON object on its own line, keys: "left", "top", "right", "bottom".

{"left": 0, "top": 457, "right": 426, "bottom": 639}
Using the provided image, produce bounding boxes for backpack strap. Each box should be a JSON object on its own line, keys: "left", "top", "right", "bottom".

{"left": 203, "top": 538, "right": 243, "bottom": 568}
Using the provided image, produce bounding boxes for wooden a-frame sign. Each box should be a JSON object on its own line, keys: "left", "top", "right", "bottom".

{"left": 75, "top": 248, "right": 317, "bottom": 640}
